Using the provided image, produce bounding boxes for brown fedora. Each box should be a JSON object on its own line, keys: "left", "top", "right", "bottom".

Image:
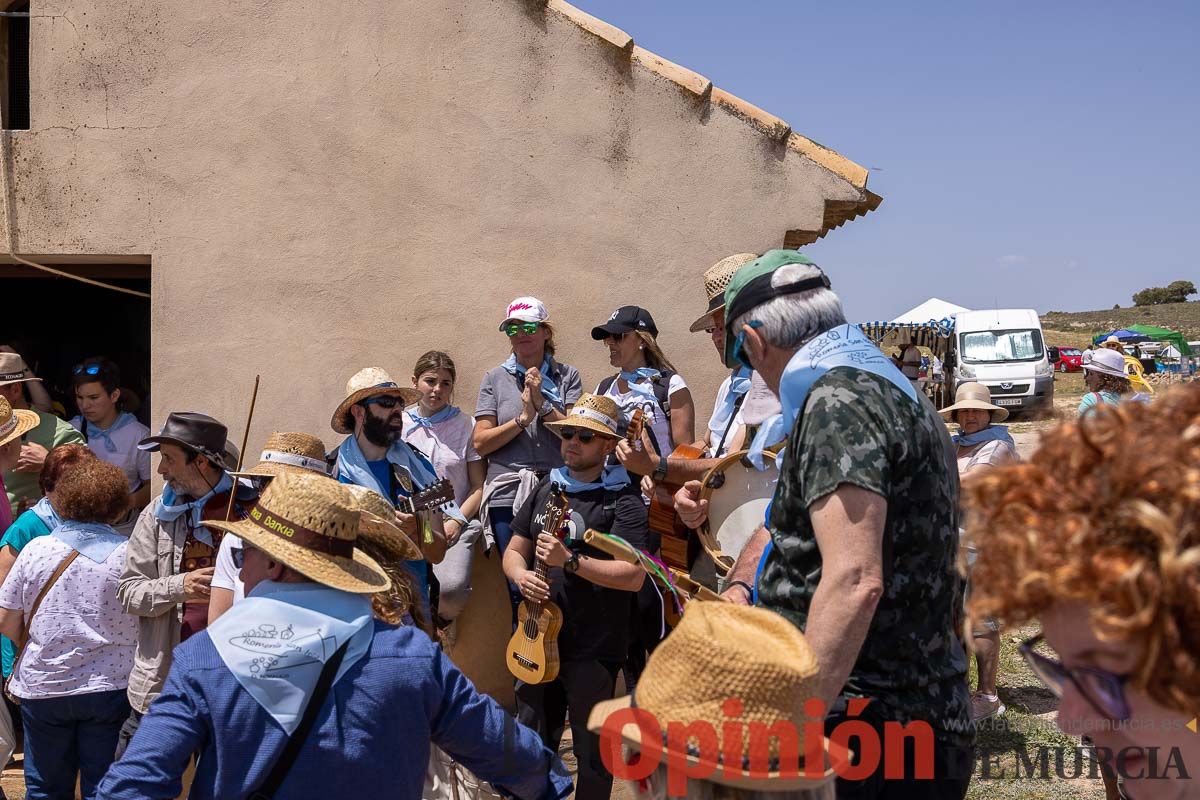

{"left": 231, "top": 431, "right": 330, "bottom": 479}
{"left": 587, "top": 602, "right": 841, "bottom": 790}
{"left": 205, "top": 471, "right": 391, "bottom": 594}
{"left": 331, "top": 367, "right": 420, "bottom": 435}
{"left": 689, "top": 253, "right": 760, "bottom": 333}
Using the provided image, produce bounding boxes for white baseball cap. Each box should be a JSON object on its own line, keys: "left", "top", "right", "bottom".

{"left": 499, "top": 296, "right": 549, "bottom": 331}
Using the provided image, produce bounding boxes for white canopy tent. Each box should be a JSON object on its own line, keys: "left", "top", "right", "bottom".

{"left": 892, "top": 298, "right": 969, "bottom": 324}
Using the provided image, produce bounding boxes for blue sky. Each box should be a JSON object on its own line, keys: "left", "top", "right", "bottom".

{"left": 572, "top": 1, "right": 1199, "bottom": 321}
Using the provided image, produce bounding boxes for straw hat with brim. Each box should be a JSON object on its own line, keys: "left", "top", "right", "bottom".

{"left": 231, "top": 431, "right": 330, "bottom": 479}
{"left": 587, "top": 602, "right": 843, "bottom": 790}
{"left": 544, "top": 393, "right": 622, "bottom": 440}
{"left": 331, "top": 367, "right": 420, "bottom": 435}
{"left": 204, "top": 470, "right": 391, "bottom": 594}
{"left": 0, "top": 397, "right": 39, "bottom": 448}
{"left": 0, "top": 353, "right": 39, "bottom": 388}
{"left": 939, "top": 382, "right": 1009, "bottom": 424}
{"left": 689, "top": 253, "right": 760, "bottom": 333}
{"left": 342, "top": 484, "right": 423, "bottom": 561}
{"left": 1083, "top": 348, "right": 1129, "bottom": 379}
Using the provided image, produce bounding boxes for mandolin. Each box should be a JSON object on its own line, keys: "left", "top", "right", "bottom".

{"left": 506, "top": 486, "right": 569, "bottom": 685}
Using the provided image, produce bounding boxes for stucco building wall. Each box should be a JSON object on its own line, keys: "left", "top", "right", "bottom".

{"left": 5, "top": 0, "right": 875, "bottom": 446}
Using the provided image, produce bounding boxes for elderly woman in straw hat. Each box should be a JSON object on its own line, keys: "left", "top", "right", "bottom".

{"left": 0, "top": 397, "right": 39, "bottom": 532}
{"left": 588, "top": 602, "right": 839, "bottom": 800}
{"left": 101, "top": 470, "right": 572, "bottom": 800}
{"left": 941, "top": 382, "right": 1018, "bottom": 722}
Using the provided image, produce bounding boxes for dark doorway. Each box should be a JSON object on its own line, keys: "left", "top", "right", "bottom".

{"left": 1, "top": 262, "right": 151, "bottom": 425}
{"left": 1, "top": 1, "right": 29, "bottom": 130}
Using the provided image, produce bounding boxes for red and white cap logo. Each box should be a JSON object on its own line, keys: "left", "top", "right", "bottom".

{"left": 499, "top": 296, "right": 549, "bottom": 330}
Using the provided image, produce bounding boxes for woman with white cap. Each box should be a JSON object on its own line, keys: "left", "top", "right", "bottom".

{"left": 474, "top": 297, "right": 583, "bottom": 608}
{"left": 1078, "top": 348, "right": 1131, "bottom": 415}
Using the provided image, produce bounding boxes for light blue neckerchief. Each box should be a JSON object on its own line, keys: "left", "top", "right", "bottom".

{"left": 406, "top": 405, "right": 460, "bottom": 429}
{"left": 155, "top": 472, "right": 233, "bottom": 546}
{"left": 747, "top": 324, "right": 919, "bottom": 470}
{"left": 501, "top": 355, "right": 564, "bottom": 410}
{"left": 548, "top": 466, "right": 632, "bottom": 493}
{"left": 77, "top": 412, "right": 136, "bottom": 454}
{"left": 952, "top": 425, "right": 1016, "bottom": 449}
{"left": 30, "top": 497, "right": 61, "bottom": 532}
{"left": 50, "top": 520, "right": 127, "bottom": 563}
{"left": 618, "top": 368, "right": 661, "bottom": 402}
{"left": 335, "top": 435, "right": 466, "bottom": 523}
{"left": 208, "top": 581, "right": 374, "bottom": 735}
{"left": 708, "top": 367, "right": 753, "bottom": 436}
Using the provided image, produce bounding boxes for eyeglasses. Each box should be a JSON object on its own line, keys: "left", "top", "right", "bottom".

{"left": 504, "top": 322, "right": 541, "bottom": 337}
{"left": 231, "top": 546, "right": 245, "bottom": 569}
{"left": 361, "top": 395, "right": 402, "bottom": 410}
{"left": 1018, "top": 632, "right": 1132, "bottom": 722}
{"left": 732, "top": 320, "right": 764, "bottom": 371}
{"left": 558, "top": 427, "right": 597, "bottom": 443}
{"left": 72, "top": 363, "right": 102, "bottom": 376}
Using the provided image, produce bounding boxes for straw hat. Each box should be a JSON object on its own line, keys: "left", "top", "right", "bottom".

{"left": 939, "top": 382, "right": 1008, "bottom": 423}
{"left": 342, "top": 484, "right": 422, "bottom": 561}
{"left": 231, "top": 432, "right": 330, "bottom": 479}
{"left": 0, "top": 397, "right": 38, "bottom": 448}
{"left": 544, "top": 393, "right": 622, "bottom": 440}
{"left": 331, "top": 367, "right": 420, "bottom": 435}
{"left": 587, "top": 602, "right": 840, "bottom": 790}
{"left": 0, "top": 353, "right": 39, "bottom": 388}
{"left": 1102, "top": 336, "right": 1125, "bottom": 351}
{"left": 204, "top": 470, "right": 391, "bottom": 594}
{"left": 1083, "top": 348, "right": 1129, "bottom": 379}
{"left": 689, "top": 253, "right": 760, "bottom": 333}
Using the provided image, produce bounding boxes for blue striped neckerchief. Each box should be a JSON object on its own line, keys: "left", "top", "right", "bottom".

{"left": 548, "top": 465, "right": 631, "bottom": 493}
{"left": 155, "top": 472, "right": 233, "bottom": 546}
{"left": 406, "top": 405, "right": 460, "bottom": 429}
{"left": 51, "top": 520, "right": 127, "bottom": 563}
{"left": 501, "top": 355, "right": 564, "bottom": 411}
{"left": 82, "top": 412, "right": 136, "bottom": 453}
{"left": 618, "top": 368, "right": 661, "bottom": 402}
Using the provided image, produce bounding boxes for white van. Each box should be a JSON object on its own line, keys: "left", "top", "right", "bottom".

{"left": 952, "top": 309, "right": 1055, "bottom": 415}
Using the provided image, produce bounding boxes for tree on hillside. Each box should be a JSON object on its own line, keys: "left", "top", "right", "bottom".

{"left": 1133, "top": 280, "right": 1196, "bottom": 306}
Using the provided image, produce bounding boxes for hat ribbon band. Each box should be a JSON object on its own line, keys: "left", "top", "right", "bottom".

{"left": 566, "top": 407, "right": 618, "bottom": 432}
{"left": 0, "top": 371, "right": 26, "bottom": 381}
{"left": 369, "top": 382, "right": 399, "bottom": 390}
{"left": 246, "top": 504, "right": 354, "bottom": 558}
{"left": 259, "top": 450, "right": 329, "bottom": 474}
{"left": 0, "top": 416, "right": 16, "bottom": 438}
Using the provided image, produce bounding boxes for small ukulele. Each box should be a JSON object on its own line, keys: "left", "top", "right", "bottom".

{"left": 506, "top": 486, "right": 569, "bottom": 684}
{"left": 625, "top": 408, "right": 645, "bottom": 450}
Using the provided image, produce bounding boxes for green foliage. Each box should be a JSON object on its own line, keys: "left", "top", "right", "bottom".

{"left": 1133, "top": 280, "right": 1196, "bottom": 306}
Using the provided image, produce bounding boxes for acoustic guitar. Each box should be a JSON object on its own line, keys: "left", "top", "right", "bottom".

{"left": 647, "top": 443, "right": 705, "bottom": 571}
{"left": 506, "top": 486, "right": 569, "bottom": 684}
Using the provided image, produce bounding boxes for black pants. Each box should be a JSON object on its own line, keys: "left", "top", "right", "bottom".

{"left": 825, "top": 698, "right": 972, "bottom": 800}
{"left": 112, "top": 708, "right": 143, "bottom": 761}
{"left": 515, "top": 659, "right": 620, "bottom": 800}
{"left": 624, "top": 583, "right": 667, "bottom": 693}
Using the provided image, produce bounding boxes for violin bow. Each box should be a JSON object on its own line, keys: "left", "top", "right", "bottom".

{"left": 224, "top": 375, "right": 260, "bottom": 521}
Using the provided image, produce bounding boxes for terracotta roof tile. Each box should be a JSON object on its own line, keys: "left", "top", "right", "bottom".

{"left": 548, "top": 0, "right": 634, "bottom": 53}
{"left": 710, "top": 87, "right": 791, "bottom": 142}
{"left": 631, "top": 46, "right": 712, "bottom": 99}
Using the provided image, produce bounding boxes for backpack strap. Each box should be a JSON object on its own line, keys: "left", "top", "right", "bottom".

{"left": 650, "top": 371, "right": 674, "bottom": 421}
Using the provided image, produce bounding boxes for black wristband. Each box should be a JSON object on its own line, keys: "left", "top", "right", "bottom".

{"left": 727, "top": 580, "right": 753, "bottom": 596}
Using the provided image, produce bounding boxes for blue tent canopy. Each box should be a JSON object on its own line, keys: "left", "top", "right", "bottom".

{"left": 1093, "top": 328, "right": 1152, "bottom": 345}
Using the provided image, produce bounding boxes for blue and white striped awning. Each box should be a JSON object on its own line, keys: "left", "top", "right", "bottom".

{"left": 858, "top": 318, "right": 956, "bottom": 348}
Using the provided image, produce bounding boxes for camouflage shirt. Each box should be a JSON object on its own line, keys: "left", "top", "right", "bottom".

{"left": 756, "top": 367, "right": 972, "bottom": 746}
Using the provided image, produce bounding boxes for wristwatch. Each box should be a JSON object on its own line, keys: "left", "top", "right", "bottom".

{"left": 651, "top": 457, "right": 669, "bottom": 483}
{"left": 538, "top": 399, "right": 554, "bottom": 417}
{"left": 564, "top": 552, "right": 581, "bottom": 574}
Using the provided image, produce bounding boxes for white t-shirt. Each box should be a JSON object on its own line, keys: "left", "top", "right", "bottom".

{"left": 598, "top": 373, "right": 688, "bottom": 455}
{"left": 0, "top": 536, "right": 137, "bottom": 699}
{"left": 70, "top": 412, "right": 151, "bottom": 491}
{"left": 706, "top": 375, "right": 746, "bottom": 458}
{"left": 212, "top": 534, "right": 245, "bottom": 603}
{"left": 401, "top": 408, "right": 481, "bottom": 509}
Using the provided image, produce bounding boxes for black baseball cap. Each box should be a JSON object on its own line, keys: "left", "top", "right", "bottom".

{"left": 591, "top": 306, "right": 659, "bottom": 340}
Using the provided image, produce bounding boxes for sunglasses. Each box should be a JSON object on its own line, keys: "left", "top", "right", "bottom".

{"left": 504, "top": 322, "right": 541, "bottom": 337}
{"left": 558, "top": 427, "right": 597, "bottom": 443}
{"left": 732, "top": 320, "right": 764, "bottom": 371}
{"left": 1018, "top": 632, "right": 1132, "bottom": 722}
{"left": 361, "top": 395, "right": 403, "bottom": 410}
{"left": 72, "top": 363, "right": 102, "bottom": 376}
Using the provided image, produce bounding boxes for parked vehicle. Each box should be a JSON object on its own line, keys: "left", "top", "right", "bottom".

{"left": 1052, "top": 346, "right": 1083, "bottom": 373}
{"left": 952, "top": 309, "right": 1055, "bottom": 415}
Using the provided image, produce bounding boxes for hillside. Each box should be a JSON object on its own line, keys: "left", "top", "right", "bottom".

{"left": 1042, "top": 301, "right": 1200, "bottom": 345}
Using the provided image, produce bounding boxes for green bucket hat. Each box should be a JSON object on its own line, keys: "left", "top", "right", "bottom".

{"left": 722, "top": 249, "right": 829, "bottom": 368}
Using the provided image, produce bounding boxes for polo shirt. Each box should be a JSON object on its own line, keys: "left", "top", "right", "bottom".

{"left": 70, "top": 412, "right": 152, "bottom": 492}
{"left": 3, "top": 410, "right": 85, "bottom": 510}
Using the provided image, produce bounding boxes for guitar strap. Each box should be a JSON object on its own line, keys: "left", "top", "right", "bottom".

{"left": 713, "top": 390, "right": 749, "bottom": 458}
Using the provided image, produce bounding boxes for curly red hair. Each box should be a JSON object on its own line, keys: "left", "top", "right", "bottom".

{"left": 965, "top": 386, "right": 1200, "bottom": 714}
{"left": 53, "top": 459, "right": 130, "bottom": 524}
{"left": 38, "top": 443, "right": 97, "bottom": 495}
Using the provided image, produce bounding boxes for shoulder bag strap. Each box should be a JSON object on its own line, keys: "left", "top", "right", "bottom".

{"left": 6, "top": 550, "right": 80, "bottom": 702}
{"left": 248, "top": 640, "right": 351, "bottom": 800}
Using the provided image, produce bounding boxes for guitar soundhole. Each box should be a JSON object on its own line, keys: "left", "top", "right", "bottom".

{"left": 512, "top": 653, "right": 537, "bottom": 670}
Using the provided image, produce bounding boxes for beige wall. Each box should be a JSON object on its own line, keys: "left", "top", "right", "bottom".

{"left": 6, "top": 0, "right": 873, "bottom": 448}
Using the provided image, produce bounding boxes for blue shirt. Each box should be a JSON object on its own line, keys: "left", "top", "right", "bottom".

{"left": 99, "top": 621, "right": 572, "bottom": 800}
{"left": 0, "top": 510, "right": 51, "bottom": 676}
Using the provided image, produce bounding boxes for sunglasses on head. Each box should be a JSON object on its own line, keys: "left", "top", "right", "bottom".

{"left": 361, "top": 395, "right": 402, "bottom": 410}
{"left": 504, "top": 322, "right": 541, "bottom": 337}
{"left": 732, "top": 320, "right": 764, "bottom": 371}
{"left": 558, "top": 427, "right": 597, "bottom": 443}
{"left": 1018, "top": 632, "right": 1132, "bottom": 722}
{"left": 73, "top": 363, "right": 102, "bottom": 376}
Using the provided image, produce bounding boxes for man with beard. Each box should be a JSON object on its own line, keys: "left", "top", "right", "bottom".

{"left": 331, "top": 367, "right": 460, "bottom": 610}
{"left": 116, "top": 412, "right": 257, "bottom": 756}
